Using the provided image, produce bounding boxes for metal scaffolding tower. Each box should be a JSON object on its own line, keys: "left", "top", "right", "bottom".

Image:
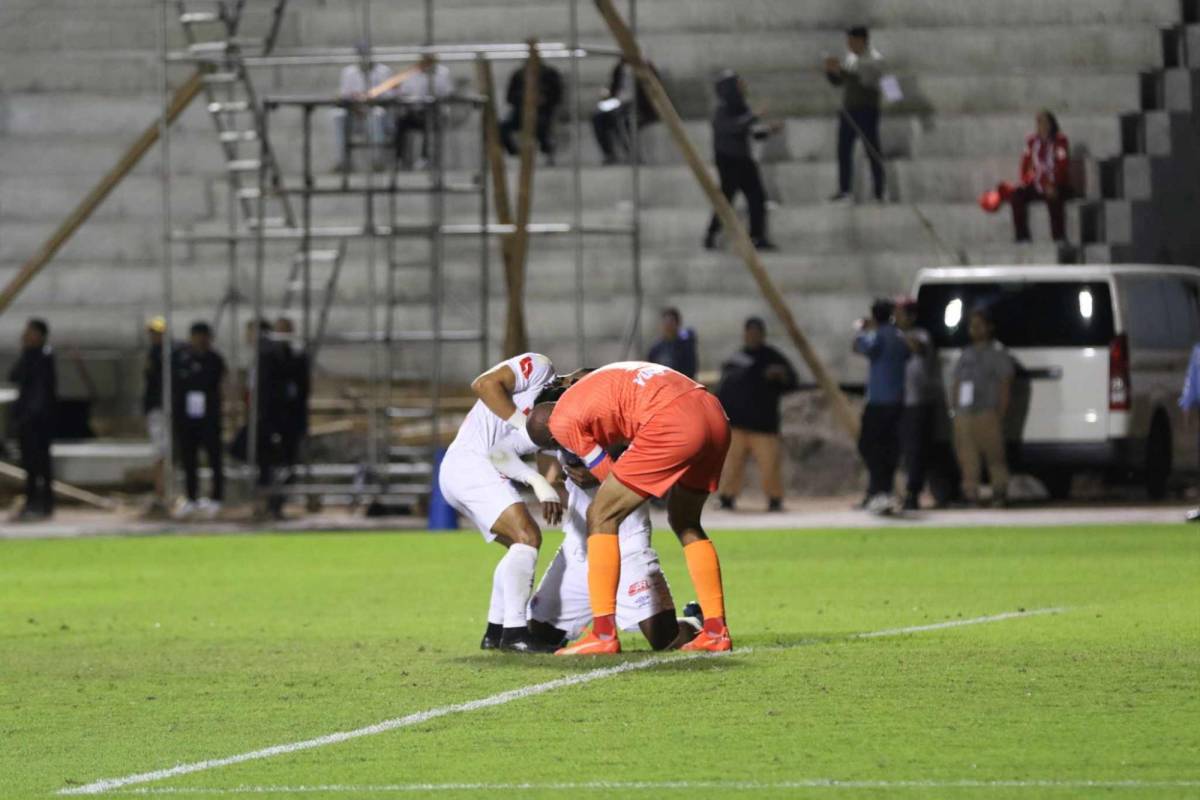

{"left": 158, "top": 0, "right": 643, "bottom": 512}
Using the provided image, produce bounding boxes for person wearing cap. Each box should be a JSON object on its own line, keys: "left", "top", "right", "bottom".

{"left": 143, "top": 316, "right": 171, "bottom": 514}
{"left": 8, "top": 318, "right": 57, "bottom": 520}
{"left": 823, "top": 26, "right": 886, "bottom": 203}
{"left": 172, "top": 321, "right": 227, "bottom": 518}
{"left": 333, "top": 41, "right": 394, "bottom": 173}
{"left": 852, "top": 299, "right": 908, "bottom": 514}
{"left": 703, "top": 70, "right": 782, "bottom": 252}
{"left": 894, "top": 297, "right": 944, "bottom": 510}
{"left": 716, "top": 317, "right": 799, "bottom": 512}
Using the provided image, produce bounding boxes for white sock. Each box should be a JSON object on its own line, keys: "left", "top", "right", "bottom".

{"left": 487, "top": 557, "right": 505, "bottom": 626}
{"left": 500, "top": 543, "right": 538, "bottom": 628}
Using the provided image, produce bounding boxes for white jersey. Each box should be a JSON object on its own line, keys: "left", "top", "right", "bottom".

{"left": 558, "top": 451, "right": 651, "bottom": 559}
{"left": 446, "top": 353, "right": 556, "bottom": 459}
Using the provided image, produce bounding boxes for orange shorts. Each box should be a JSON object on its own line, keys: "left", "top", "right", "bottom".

{"left": 611, "top": 389, "right": 731, "bottom": 498}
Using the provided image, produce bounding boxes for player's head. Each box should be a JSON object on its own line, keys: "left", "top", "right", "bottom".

{"left": 535, "top": 367, "right": 593, "bottom": 404}
{"left": 526, "top": 402, "right": 558, "bottom": 449}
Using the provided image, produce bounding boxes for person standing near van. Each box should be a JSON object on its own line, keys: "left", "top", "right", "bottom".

{"left": 852, "top": 299, "right": 909, "bottom": 514}
{"left": 895, "top": 297, "right": 942, "bottom": 511}
{"left": 173, "top": 321, "right": 227, "bottom": 518}
{"left": 951, "top": 308, "right": 1015, "bottom": 506}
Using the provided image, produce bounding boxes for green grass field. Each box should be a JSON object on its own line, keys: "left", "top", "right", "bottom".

{"left": 2, "top": 524, "right": 1198, "bottom": 799}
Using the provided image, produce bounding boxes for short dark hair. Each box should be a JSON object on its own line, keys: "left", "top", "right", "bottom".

{"left": 970, "top": 305, "right": 995, "bottom": 325}
{"left": 847, "top": 25, "right": 869, "bottom": 40}
{"left": 190, "top": 321, "right": 213, "bottom": 337}
{"left": 745, "top": 316, "right": 766, "bottom": 333}
{"left": 661, "top": 307, "right": 681, "bottom": 324}
{"left": 26, "top": 318, "right": 49, "bottom": 337}
{"left": 871, "top": 298, "right": 894, "bottom": 323}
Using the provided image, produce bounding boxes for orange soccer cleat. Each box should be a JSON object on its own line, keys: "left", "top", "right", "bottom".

{"left": 554, "top": 628, "right": 621, "bottom": 656}
{"left": 680, "top": 623, "right": 733, "bottom": 652}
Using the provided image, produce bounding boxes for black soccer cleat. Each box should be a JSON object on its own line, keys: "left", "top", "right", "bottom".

{"left": 480, "top": 622, "right": 503, "bottom": 651}
{"left": 499, "top": 627, "right": 559, "bottom": 654}
{"left": 682, "top": 600, "right": 704, "bottom": 622}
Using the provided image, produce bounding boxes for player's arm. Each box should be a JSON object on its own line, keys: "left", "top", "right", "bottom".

{"left": 488, "top": 440, "right": 563, "bottom": 525}
{"left": 471, "top": 362, "right": 523, "bottom": 429}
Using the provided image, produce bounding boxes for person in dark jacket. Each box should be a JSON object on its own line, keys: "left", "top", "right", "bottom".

{"left": 646, "top": 307, "right": 697, "bottom": 379}
{"left": 703, "top": 70, "right": 781, "bottom": 252}
{"left": 9, "top": 318, "right": 57, "bottom": 519}
{"left": 173, "top": 321, "right": 227, "bottom": 518}
{"left": 267, "top": 317, "right": 310, "bottom": 517}
{"left": 716, "top": 317, "right": 799, "bottom": 511}
{"left": 824, "top": 26, "right": 886, "bottom": 203}
{"left": 592, "top": 57, "right": 660, "bottom": 165}
{"left": 499, "top": 57, "right": 564, "bottom": 163}
{"left": 852, "top": 299, "right": 909, "bottom": 514}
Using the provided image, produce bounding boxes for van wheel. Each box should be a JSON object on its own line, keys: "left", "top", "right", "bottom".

{"left": 1039, "top": 470, "right": 1073, "bottom": 501}
{"left": 1144, "top": 414, "right": 1172, "bottom": 501}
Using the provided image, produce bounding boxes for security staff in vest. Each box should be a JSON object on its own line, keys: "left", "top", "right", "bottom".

{"left": 9, "top": 318, "right": 57, "bottom": 520}
{"left": 173, "top": 321, "right": 227, "bottom": 518}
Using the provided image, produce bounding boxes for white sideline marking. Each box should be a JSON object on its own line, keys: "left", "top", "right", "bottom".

{"left": 59, "top": 608, "right": 1066, "bottom": 796}
{"left": 111, "top": 779, "right": 1200, "bottom": 794}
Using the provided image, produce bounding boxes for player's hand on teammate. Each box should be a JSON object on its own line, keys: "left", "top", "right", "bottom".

{"left": 541, "top": 497, "right": 564, "bottom": 526}
{"left": 563, "top": 461, "right": 599, "bottom": 489}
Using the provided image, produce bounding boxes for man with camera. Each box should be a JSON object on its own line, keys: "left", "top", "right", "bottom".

{"left": 852, "top": 299, "right": 908, "bottom": 514}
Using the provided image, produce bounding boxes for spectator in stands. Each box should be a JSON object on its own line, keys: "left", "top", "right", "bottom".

{"left": 646, "top": 307, "right": 697, "bottom": 379}
{"left": 173, "top": 321, "right": 227, "bottom": 519}
{"left": 9, "top": 318, "right": 57, "bottom": 520}
{"left": 396, "top": 53, "right": 453, "bottom": 169}
{"left": 716, "top": 317, "right": 799, "bottom": 512}
{"left": 142, "top": 316, "right": 170, "bottom": 515}
{"left": 1011, "top": 110, "right": 1070, "bottom": 243}
{"left": 592, "top": 57, "right": 659, "bottom": 165}
{"left": 951, "top": 307, "right": 1015, "bottom": 507}
{"left": 824, "top": 26, "right": 886, "bottom": 203}
{"left": 500, "top": 56, "right": 564, "bottom": 164}
{"left": 333, "top": 41, "right": 393, "bottom": 173}
{"left": 852, "top": 299, "right": 908, "bottom": 514}
{"left": 270, "top": 317, "right": 310, "bottom": 518}
{"left": 703, "top": 70, "right": 781, "bottom": 252}
{"left": 894, "top": 297, "right": 942, "bottom": 511}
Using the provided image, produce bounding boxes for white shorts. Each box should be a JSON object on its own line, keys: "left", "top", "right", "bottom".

{"left": 528, "top": 543, "right": 674, "bottom": 638}
{"left": 146, "top": 409, "right": 168, "bottom": 459}
{"left": 438, "top": 447, "right": 523, "bottom": 541}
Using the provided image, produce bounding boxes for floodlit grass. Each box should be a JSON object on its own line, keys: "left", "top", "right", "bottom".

{"left": 1, "top": 525, "right": 1197, "bottom": 799}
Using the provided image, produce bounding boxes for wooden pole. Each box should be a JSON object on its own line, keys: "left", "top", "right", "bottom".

{"left": 0, "top": 69, "right": 207, "bottom": 316}
{"left": 593, "top": 0, "right": 861, "bottom": 438}
{"left": 506, "top": 40, "right": 543, "bottom": 357}
{"left": 475, "top": 58, "right": 528, "bottom": 358}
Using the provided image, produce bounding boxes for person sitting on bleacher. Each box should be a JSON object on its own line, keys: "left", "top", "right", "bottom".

{"left": 592, "top": 57, "right": 659, "bottom": 166}
{"left": 499, "top": 57, "right": 564, "bottom": 165}
{"left": 396, "top": 53, "right": 453, "bottom": 170}
{"left": 1011, "top": 110, "right": 1070, "bottom": 243}
{"left": 332, "top": 41, "right": 393, "bottom": 173}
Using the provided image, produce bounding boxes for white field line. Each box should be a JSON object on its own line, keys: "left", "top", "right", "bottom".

{"left": 59, "top": 608, "right": 1066, "bottom": 797}
{"left": 111, "top": 779, "right": 1200, "bottom": 795}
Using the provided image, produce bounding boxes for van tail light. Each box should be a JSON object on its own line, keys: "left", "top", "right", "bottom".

{"left": 1109, "top": 334, "right": 1131, "bottom": 411}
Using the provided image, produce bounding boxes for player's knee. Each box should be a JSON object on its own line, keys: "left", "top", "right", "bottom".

{"left": 510, "top": 522, "right": 542, "bottom": 549}
{"left": 585, "top": 501, "right": 621, "bottom": 535}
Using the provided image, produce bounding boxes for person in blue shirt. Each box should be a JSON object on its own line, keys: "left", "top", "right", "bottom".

{"left": 1179, "top": 343, "right": 1200, "bottom": 521}
{"left": 646, "top": 307, "right": 698, "bottom": 379}
{"left": 852, "top": 298, "right": 909, "bottom": 514}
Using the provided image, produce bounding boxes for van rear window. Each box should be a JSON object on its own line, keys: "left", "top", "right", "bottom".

{"left": 916, "top": 281, "right": 1115, "bottom": 349}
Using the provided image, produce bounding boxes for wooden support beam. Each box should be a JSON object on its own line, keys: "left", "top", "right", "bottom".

{"left": 0, "top": 461, "right": 121, "bottom": 511}
{"left": 0, "top": 69, "right": 207, "bottom": 316}
{"left": 593, "top": 0, "right": 861, "bottom": 439}
{"left": 506, "top": 40, "right": 542, "bottom": 357}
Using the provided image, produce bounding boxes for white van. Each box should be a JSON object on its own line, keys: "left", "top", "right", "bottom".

{"left": 912, "top": 264, "right": 1200, "bottom": 499}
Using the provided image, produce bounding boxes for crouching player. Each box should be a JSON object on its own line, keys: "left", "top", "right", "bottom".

{"left": 438, "top": 353, "right": 565, "bottom": 653}
{"left": 527, "top": 450, "right": 699, "bottom": 651}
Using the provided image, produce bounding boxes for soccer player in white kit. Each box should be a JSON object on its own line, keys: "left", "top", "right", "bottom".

{"left": 527, "top": 449, "right": 700, "bottom": 651}
{"left": 438, "top": 353, "right": 564, "bottom": 653}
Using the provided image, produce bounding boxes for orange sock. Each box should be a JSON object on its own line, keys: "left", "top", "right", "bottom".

{"left": 587, "top": 533, "right": 621, "bottom": 634}
{"left": 683, "top": 538, "right": 726, "bottom": 625}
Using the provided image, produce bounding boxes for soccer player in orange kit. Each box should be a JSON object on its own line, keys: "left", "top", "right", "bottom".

{"left": 526, "top": 361, "right": 733, "bottom": 654}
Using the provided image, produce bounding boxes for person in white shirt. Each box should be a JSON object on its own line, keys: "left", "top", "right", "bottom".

{"left": 438, "top": 353, "right": 568, "bottom": 653}
{"left": 333, "top": 42, "right": 393, "bottom": 172}
{"left": 396, "top": 53, "right": 453, "bottom": 168}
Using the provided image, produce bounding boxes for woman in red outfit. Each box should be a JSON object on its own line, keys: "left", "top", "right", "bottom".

{"left": 1011, "top": 110, "right": 1069, "bottom": 242}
